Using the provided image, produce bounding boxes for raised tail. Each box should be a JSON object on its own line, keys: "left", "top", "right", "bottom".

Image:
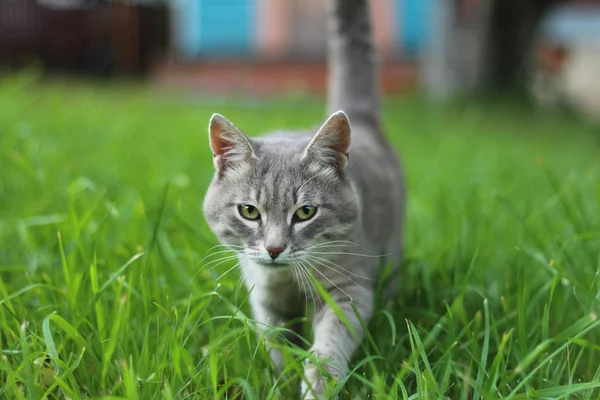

{"left": 327, "top": 0, "right": 381, "bottom": 127}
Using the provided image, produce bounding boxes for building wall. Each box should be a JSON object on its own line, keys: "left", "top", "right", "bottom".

{"left": 172, "top": 0, "right": 434, "bottom": 61}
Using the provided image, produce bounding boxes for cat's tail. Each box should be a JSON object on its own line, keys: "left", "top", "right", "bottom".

{"left": 326, "top": 0, "right": 380, "bottom": 128}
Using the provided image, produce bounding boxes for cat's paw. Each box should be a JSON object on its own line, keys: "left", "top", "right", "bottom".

{"left": 301, "top": 376, "right": 336, "bottom": 400}
{"left": 301, "top": 351, "right": 345, "bottom": 400}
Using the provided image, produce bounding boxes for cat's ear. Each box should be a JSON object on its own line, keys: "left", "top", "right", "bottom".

{"left": 209, "top": 114, "right": 255, "bottom": 171}
{"left": 304, "top": 111, "right": 351, "bottom": 170}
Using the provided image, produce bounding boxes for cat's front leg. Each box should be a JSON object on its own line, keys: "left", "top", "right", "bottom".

{"left": 250, "top": 289, "right": 303, "bottom": 374}
{"left": 301, "top": 290, "right": 373, "bottom": 400}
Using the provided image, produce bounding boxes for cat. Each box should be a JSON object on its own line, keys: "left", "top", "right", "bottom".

{"left": 202, "top": 0, "right": 405, "bottom": 398}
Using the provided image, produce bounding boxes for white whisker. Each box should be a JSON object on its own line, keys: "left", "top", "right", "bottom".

{"left": 294, "top": 263, "right": 310, "bottom": 312}
{"left": 203, "top": 244, "right": 244, "bottom": 252}
{"left": 200, "top": 255, "right": 240, "bottom": 271}
{"left": 190, "top": 254, "right": 239, "bottom": 280}
{"left": 294, "top": 262, "right": 309, "bottom": 311}
{"left": 200, "top": 248, "right": 240, "bottom": 262}
{"left": 216, "top": 261, "right": 242, "bottom": 281}
{"left": 298, "top": 260, "right": 323, "bottom": 309}
{"left": 304, "top": 256, "right": 372, "bottom": 298}
{"left": 291, "top": 264, "right": 298, "bottom": 283}
{"left": 305, "top": 254, "right": 375, "bottom": 282}
{"left": 306, "top": 240, "right": 371, "bottom": 253}
{"left": 302, "top": 258, "right": 369, "bottom": 307}
{"left": 308, "top": 250, "right": 398, "bottom": 258}
{"left": 202, "top": 243, "right": 243, "bottom": 256}
{"left": 291, "top": 264, "right": 302, "bottom": 301}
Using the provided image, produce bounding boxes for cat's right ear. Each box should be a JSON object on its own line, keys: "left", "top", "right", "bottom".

{"left": 208, "top": 114, "right": 255, "bottom": 171}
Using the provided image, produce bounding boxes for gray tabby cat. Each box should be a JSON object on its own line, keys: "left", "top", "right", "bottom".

{"left": 203, "top": 0, "right": 404, "bottom": 397}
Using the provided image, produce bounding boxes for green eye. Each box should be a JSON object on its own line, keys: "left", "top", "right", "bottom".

{"left": 239, "top": 205, "right": 260, "bottom": 220}
{"left": 294, "top": 205, "right": 317, "bottom": 221}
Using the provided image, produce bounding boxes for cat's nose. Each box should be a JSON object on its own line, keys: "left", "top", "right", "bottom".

{"left": 266, "top": 246, "right": 285, "bottom": 260}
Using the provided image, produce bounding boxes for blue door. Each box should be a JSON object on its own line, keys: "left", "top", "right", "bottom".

{"left": 174, "top": 0, "right": 255, "bottom": 58}
{"left": 396, "top": 0, "right": 432, "bottom": 56}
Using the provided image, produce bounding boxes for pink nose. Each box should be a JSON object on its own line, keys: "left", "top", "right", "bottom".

{"left": 266, "top": 246, "right": 284, "bottom": 260}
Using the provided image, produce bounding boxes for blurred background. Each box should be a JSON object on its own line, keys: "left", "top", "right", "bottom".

{"left": 1, "top": 0, "right": 600, "bottom": 114}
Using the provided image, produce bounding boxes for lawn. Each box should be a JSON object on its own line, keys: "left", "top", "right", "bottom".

{"left": 1, "top": 72, "right": 600, "bottom": 399}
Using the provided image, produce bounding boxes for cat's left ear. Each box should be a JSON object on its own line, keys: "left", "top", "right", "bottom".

{"left": 304, "top": 111, "right": 351, "bottom": 170}
{"left": 208, "top": 114, "right": 255, "bottom": 171}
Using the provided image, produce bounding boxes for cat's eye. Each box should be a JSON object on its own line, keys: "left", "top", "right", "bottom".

{"left": 294, "top": 205, "right": 317, "bottom": 222}
{"left": 239, "top": 205, "right": 261, "bottom": 220}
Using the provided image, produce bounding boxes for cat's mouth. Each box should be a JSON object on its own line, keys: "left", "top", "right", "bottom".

{"left": 254, "top": 258, "right": 291, "bottom": 268}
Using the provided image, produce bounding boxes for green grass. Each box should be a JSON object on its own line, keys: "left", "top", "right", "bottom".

{"left": 1, "top": 71, "right": 600, "bottom": 399}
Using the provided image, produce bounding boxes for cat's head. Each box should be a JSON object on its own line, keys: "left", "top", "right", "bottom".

{"left": 203, "top": 111, "right": 360, "bottom": 267}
